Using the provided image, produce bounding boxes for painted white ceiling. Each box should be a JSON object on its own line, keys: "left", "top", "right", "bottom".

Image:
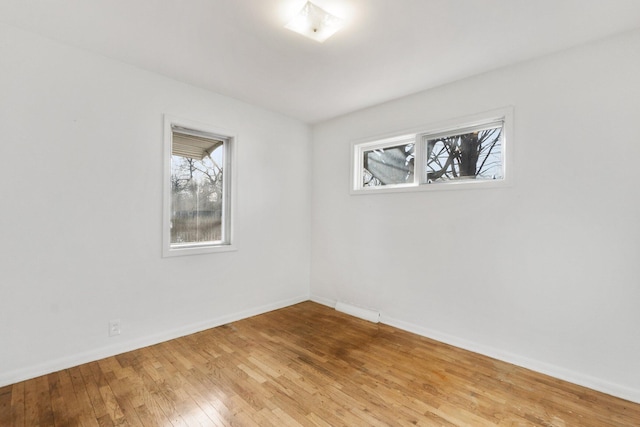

{"left": 2, "top": 0, "right": 640, "bottom": 123}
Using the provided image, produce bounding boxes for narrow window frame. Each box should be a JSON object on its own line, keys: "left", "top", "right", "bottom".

{"left": 350, "top": 107, "right": 513, "bottom": 194}
{"left": 162, "top": 115, "right": 237, "bottom": 257}
{"left": 353, "top": 133, "right": 421, "bottom": 191}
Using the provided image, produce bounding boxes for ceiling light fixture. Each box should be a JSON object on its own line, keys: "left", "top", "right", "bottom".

{"left": 285, "top": 1, "right": 345, "bottom": 43}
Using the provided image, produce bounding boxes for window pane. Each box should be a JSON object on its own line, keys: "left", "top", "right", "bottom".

{"left": 363, "top": 143, "right": 414, "bottom": 187}
{"left": 425, "top": 126, "right": 502, "bottom": 183}
{"left": 170, "top": 135, "right": 224, "bottom": 245}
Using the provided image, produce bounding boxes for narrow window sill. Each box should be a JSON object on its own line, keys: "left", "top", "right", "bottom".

{"left": 163, "top": 244, "right": 237, "bottom": 258}
{"left": 351, "top": 179, "right": 510, "bottom": 195}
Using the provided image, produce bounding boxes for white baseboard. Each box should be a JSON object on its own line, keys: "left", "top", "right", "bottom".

{"left": 335, "top": 301, "right": 380, "bottom": 323}
{"left": 381, "top": 314, "right": 640, "bottom": 404}
{"left": 309, "top": 294, "right": 336, "bottom": 308}
{"left": 5, "top": 295, "right": 638, "bottom": 405}
{"left": 0, "top": 295, "right": 308, "bottom": 388}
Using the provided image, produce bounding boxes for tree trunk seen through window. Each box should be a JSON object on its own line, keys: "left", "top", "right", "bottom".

{"left": 426, "top": 127, "right": 502, "bottom": 182}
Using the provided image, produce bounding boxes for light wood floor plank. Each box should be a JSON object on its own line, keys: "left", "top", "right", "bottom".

{"left": 0, "top": 385, "right": 12, "bottom": 426}
{"left": 1, "top": 301, "right": 639, "bottom": 426}
{"left": 8, "top": 382, "right": 26, "bottom": 427}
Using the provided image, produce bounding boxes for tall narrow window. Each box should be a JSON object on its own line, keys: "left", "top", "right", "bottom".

{"left": 163, "top": 116, "right": 235, "bottom": 256}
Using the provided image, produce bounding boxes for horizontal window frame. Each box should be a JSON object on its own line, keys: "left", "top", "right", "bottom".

{"left": 354, "top": 133, "right": 420, "bottom": 191}
{"left": 350, "top": 107, "right": 513, "bottom": 195}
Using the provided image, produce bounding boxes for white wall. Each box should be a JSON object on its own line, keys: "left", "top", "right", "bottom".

{"left": 0, "top": 24, "right": 311, "bottom": 386}
{"left": 311, "top": 29, "right": 640, "bottom": 402}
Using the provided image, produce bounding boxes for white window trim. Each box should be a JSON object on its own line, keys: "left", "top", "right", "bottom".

{"left": 162, "top": 114, "right": 237, "bottom": 257}
{"left": 350, "top": 107, "right": 514, "bottom": 195}
{"left": 352, "top": 133, "right": 420, "bottom": 191}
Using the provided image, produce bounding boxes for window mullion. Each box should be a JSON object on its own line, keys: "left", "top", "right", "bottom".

{"left": 414, "top": 133, "right": 425, "bottom": 185}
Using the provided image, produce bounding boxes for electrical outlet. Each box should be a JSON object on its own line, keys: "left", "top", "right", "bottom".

{"left": 109, "top": 319, "right": 121, "bottom": 337}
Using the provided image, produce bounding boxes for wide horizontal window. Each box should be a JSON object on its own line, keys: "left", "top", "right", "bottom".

{"left": 351, "top": 108, "right": 512, "bottom": 193}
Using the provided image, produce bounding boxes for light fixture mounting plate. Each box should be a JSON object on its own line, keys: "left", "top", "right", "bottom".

{"left": 285, "top": 1, "right": 345, "bottom": 43}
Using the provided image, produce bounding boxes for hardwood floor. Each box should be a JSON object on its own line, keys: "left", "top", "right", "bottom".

{"left": 1, "top": 302, "right": 639, "bottom": 426}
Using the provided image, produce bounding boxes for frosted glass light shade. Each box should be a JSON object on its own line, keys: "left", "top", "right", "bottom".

{"left": 285, "top": 1, "right": 344, "bottom": 42}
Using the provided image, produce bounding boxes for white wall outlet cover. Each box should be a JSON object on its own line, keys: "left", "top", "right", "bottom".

{"left": 109, "top": 319, "right": 121, "bottom": 337}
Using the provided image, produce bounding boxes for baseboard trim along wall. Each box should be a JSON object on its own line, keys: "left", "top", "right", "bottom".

{"left": 380, "top": 314, "right": 640, "bottom": 405}
{"left": 0, "top": 295, "right": 309, "bottom": 388}
{"left": 309, "top": 294, "right": 336, "bottom": 308}
{"left": 4, "top": 294, "right": 638, "bottom": 404}
{"left": 335, "top": 301, "right": 380, "bottom": 323}
{"left": 310, "top": 294, "right": 639, "bottom": 404}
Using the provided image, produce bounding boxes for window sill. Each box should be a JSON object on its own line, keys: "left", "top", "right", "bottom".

{"left": 163, "top": 243, "right": 237, "bottom": 258}
{"left": 350, "top": 178, "right": 510, "bottom": 195}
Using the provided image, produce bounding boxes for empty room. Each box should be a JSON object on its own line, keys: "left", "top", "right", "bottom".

{"left": 1, "top": 0, "right": 640, "bottom": 425}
